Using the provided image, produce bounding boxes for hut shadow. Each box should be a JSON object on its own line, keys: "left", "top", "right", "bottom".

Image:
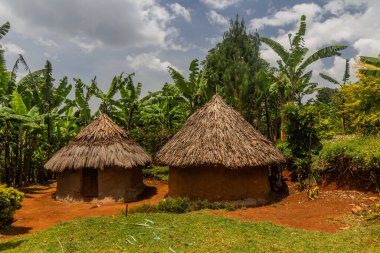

{"left": 268, "top": 181, "right": 289, "bottom": 205}
{"left": 19, "top": 186, "right": 53, "bottom": 199}
{"left": 0, "top": 240, "right": 27, "bottom": 251}
{"left": 136, "top": 185, "right": 158, "bottom": 201}
{"left": 1, "top": 226, "right": 32, "bottom": 237}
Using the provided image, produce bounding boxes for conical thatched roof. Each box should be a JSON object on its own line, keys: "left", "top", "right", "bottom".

{"left": 45, "top": 114, "right": 151, "bottom": 172}
{"left": 155, "top": 95, "right": 285, "bottom": 169}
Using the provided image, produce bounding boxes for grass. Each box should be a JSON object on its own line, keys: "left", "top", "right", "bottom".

{"left": 1, "top": 212, "right": 379, "bottom": 252}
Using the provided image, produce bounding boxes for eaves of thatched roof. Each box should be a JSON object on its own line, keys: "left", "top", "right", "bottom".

{"left": 155, "top": 95, "right": 285, "bottom": 169}
{"left": 44, "top": 114, "right": 151, "bottom": 172}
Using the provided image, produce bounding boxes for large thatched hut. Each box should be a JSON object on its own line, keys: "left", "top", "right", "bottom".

{"left": 45, "top": 114, "right": 151, "bottom": 202}
{"left": 155, "top": 95, "right": 285, "bottom": 201}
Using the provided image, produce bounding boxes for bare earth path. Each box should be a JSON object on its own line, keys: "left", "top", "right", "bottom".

{"left": 2, "top": 180, "right": 167, "bottom": 238}
{"left": 211, "top": 181, "right": 377, "bottom": 233}
{"left": 2, "top": 179, "right": 378, "bottom": 239}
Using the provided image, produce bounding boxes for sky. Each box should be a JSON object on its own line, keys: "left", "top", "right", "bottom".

{"left": 0, "top": 0, "right": 379, "bottom": 97}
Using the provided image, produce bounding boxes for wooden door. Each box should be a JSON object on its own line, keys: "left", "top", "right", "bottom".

{"left": 82, "top": 169, "right": 98, "bottom": 197}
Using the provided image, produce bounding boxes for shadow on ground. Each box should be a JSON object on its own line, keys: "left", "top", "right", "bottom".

{"left": 0, "top": 240, "right": 27, "bottom": 251}
{"left": 1, "top": 226, "right": 32, "bottom": 237}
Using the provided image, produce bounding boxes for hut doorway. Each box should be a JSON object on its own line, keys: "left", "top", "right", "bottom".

{"left": 82, "top": 169, "right": 98, "bottom": 197}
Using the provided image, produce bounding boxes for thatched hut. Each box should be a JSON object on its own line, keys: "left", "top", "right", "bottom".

{"left": 45, "top": 114, "right": 151, "bottom": 202}
{"left": 155, "top": 95, "right": 285, "bottom": 201}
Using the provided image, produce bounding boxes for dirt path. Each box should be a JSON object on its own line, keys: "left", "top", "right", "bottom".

{"left": 211, "top": 181, "right": 377, "bottom": 233}
{"left": 2, "top": 180, "right": 167, "bottom": 238}
{"left": 2, "top": 179, "right": 378, "bottom": 238}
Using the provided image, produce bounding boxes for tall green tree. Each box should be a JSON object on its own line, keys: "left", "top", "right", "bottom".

{"left": 204, "top": 15, "right": 266, "bottom": 117}
{"left": 260, "top": 15, "right": 347, "bottom": 140}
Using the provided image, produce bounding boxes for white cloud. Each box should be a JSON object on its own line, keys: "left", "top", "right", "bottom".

{"left": 250, "top": 3, "right": 323, "bottom": 30}
{"left": 255, "top": 0, "right": 380, "bottom": 84}
{"left": 206, "top": 36, "right": 222, "bottom": 45}
{"left": 37, "top": 37, "right": 59, "bottom": 48}
{"left": 206, "top": 10, "right": 228, "bottom": 26}
{"left": 170, "top": 3, "right": 191, "bottom": 22}
{"left": 3, "top": 43, "right": 25, "bottom": 55}
{"left": 126, "top": 53, "right": 175, "bottom": 72}
{"left": 0, "top": 0, "right": 178, "bottom": 51}
{"left": 353, "top": 39, "right": 380, "bottom": 56}
{"left": 200, "top": 0, "right": 241, "bottom": 10}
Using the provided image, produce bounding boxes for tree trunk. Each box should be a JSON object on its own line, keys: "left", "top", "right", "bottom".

{"left": 264, "top": 96, "right": 271, "bottom": 139}
{"left": 280, "top": 99, "right": 286, "bottom": 141}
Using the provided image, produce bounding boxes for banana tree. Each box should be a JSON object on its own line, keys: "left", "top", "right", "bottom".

{"left": 0, "top": 91, "right": 44, "bottom": 185}
{"left": 91, "top": 76, "right": 120, "bottom": 116}
{"left": 260, "top": 15, "right": 347, "bottom": 140}
{"left": 112, "top": 73, "right": 142, "bottom": 130}
{"left": 168, "top": 59, "right": 209, "bottom": 112}
{"left": 319, "top": 59, "right": 350, "bottom": 132}
{"left": 72, "top": 78, "right": 93, "bottom": 125}
{"left": 359, "top": 56, "right": 380, "bottom": 77}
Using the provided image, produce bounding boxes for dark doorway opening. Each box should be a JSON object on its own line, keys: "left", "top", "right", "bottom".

{"left": 82, "top": 169, "right": 98, "bottom": 197}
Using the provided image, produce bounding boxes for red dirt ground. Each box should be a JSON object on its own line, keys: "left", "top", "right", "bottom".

{"left": 1, "top": 178, "right": 378, "bottom": 239}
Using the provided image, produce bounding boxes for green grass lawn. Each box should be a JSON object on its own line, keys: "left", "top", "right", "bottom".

{"left": 1, "top": 212, "right": 379, "bottom": 252}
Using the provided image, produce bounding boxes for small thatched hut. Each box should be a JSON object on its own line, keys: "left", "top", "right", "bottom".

{"left": 155, "top": 95, "right": 285, "bottom": 201}
{"left": 45, "top": 114, "right": 151, "bottom": 202}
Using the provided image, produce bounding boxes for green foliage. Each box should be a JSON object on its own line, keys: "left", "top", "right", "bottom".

{"left": 315, "top": 135, "right": 380, "bottom": 191}
{"left": 340, "top": 78, "right": 380, "bottom": 134}
{"left": 129, "top": 198, "right": 237, "bottom": 214}
{"left": 168, "top": 59, "right": 209, "bottom": 112}
{"left": 204, "top": 15, "right": 266, "bottom": 116}
{"left": 365, "top": 202, "right": 380, "bottom": 220}
{"left": 142, "top": 166, "right": 169, "bottom": 181}
{"left": 129, "top": 197, "right": 190, "bottom": 214}
{"left": 157, "top": 197, "right": 191, "bottom": 213}
{"left": 0, "top": 185, "right": 24, "bottom": 228}
{"left": 284, "top": 103, "right": 321, "bottom": 184}
{"left": 261, "top": 15, "right": 347, "bottom": 104}
{"left": 359, "top": 56, "right": 380, "bottom": 77}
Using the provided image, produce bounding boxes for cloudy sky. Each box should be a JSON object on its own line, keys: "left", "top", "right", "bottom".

{"left": 0, "top": 0, "right": 379, "bottom": 96}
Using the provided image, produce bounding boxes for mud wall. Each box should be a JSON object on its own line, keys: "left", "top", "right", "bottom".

{"left": 168, "top": 166, "right": 270, "bottom": 201}
{"left": 55, "top": 168, "right": 145, "bottom": 202}
{"left": 98, "top": 168, "right": 145, "bottom": 202}
{"left": 56, "top": 170, "right": 82, "bottom": 201}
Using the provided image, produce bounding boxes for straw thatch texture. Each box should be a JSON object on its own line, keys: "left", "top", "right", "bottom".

{"left": 45, "top": 114, "right": 151, "bottom": 172}
{"left": 155, "top": 95, "right": 285, "bottom": 169}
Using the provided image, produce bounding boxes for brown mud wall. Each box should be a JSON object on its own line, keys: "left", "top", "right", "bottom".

{"left": 169, "top": 166, "right": 270, "bottom": 201}
{"left": 55, "top": 168, "right": 145, "bottom": 202}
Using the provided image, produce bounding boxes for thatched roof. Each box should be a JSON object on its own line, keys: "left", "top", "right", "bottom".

{"left": 155, "top": 95, "right": 285, "bottom": 169}
{"left": 45, "top": 114, "right": 151, "bottom": 172}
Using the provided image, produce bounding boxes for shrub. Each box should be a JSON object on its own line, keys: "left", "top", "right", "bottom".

{"left": 142, "top": 166, "right": 169, "bottom": 181}
{"left": 314, "top": 135, "right": 380, "bottom": 191}
{"left": 158, "top": 197, "right": 191, "bottom": 213}
{"left": 0, "top": 185, "right": 24, "bottom": 229}
{"left": 129, "top": 198, "right": 237, "bottom": 214}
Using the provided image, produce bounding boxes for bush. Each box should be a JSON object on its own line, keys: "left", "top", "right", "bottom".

{"left": 0, "top": 185, "right": 24, "bottom": 229}
{"left": 314, "top": 135, "right": 380, "bottom": 191}
{"left": 158, "top": 197, "right": 191, "bottom": 213}
{"left": 129, "top": 198, "right": 237, "bottom": 214}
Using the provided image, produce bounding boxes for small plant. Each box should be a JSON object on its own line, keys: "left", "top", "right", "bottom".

{"left": 364, "top": 202, "right": 380, "bottom": 220}
{"left": 128, "top": 203, "right": 159, "bottom": 214}
{"left": 158, "top": 197, "right": 191, "bottom": 213}
{"left": 0, "top": 185, "right": 24, "bottom": 229}
{"left": 128, "top": 198, "right": 237, "bottom": 214}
